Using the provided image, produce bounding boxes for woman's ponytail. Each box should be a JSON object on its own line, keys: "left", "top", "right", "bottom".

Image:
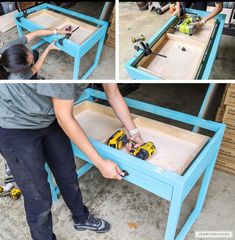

{"left": 0, "top": 54, "right": 8, "bottom": 79}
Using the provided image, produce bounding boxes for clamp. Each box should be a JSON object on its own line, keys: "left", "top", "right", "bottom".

{"left": 134, "top": 41, "right": 167, "bottom": 58}
{"left": 131, "top": 34, "right": 145, "bottom": 43}
{"left": 58, "top": 26, "right": 80, "bottom": 46}
{"left": 16, "top": 9, "right": 29, "bottom": 23}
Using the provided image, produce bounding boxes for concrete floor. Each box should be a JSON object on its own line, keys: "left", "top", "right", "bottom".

{"left": 0, "top": 2, "right": 115, "bottom": 80}
{"left": 0, "top": 84, "right": 235, "bottom": 240}
{"left": 119, "top": 2, "right": 235, "bottom": 80}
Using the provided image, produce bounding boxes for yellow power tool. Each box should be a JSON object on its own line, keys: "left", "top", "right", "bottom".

{"left": 129, "top": 141, "right": 156, "bottom": 160}
{"left": 0, "top": 185, "right": 22, "bottom": 200}
{"left": 107, "top": 129, "right": 156, "bottom": 160}
{"left": 107, "top": 129, "right": 129, "bottom": 150}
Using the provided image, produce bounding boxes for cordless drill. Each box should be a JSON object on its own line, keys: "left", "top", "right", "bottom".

{"left": 107, "top": 129, "right": 156, "bottom": 160}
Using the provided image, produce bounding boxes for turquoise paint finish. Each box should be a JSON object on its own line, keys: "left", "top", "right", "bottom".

{"left": 125, "top": 9, "right": 226, "bottom": 80}
{"left": 47, "top": 89, "right": 225, "bottom": 240}
{"left": 15, "top": 3, "right": 108, "bottom": 80}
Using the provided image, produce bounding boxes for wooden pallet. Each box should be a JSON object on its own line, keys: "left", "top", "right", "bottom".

{"left": 215, "top": 84, "right": 235, "bottom": 176}
{"left": 106, "top": 8, "right": 115, "bottom": 48}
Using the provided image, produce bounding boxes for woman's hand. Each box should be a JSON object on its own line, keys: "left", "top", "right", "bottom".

{"left": 96, "top": 159, "right": 123, "bottom": 180}
{"left": 47, "top": 40, "right": 60, "bottom": 51}
{"left": 126, "top": 133, "right": 144, "bottom": 151}
{"left": 194, "top": 19, "right": 206, "bottom": 28}
{"left": 56, "top": 27, "right": 72, "bottom": 35}
{"left": 172, "top": 2, "right": 181, "bottom": 17}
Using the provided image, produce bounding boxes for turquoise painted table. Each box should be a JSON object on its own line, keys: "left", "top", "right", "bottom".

{"left": 47, "top": 88, "right": 225, "bottom": 240}
{"left": 15, "top": 3, "right": 108, "bottom": 80}
{"left": 125, "top": 9, "right": 226, "bottom": 80}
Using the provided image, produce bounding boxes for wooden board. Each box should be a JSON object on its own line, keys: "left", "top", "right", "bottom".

{"left": 73, "top": 101, "right": 209, "bottom": 175}
{"left": 0, "top": 10, "right": 17, "bottom": 33}
{"left": 137, "top": 18, "right": 216, "bottom": 80}
{"left": 28, "top": 9, "right": 64, "bottom": 29}
{"left": 120, "top": 116, "right": 208, "bottom": 175}
{"left": 73, "top": 101, "right": 126, "bottom": 142}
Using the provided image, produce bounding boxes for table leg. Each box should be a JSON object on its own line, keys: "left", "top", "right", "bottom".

{"left": 16, "top": 23, "right": 24, "bottom": 37}
{"left": 164, "top": 187, "right": 183, "bottom": 240}
{"left": 175, "top": 143, "right": 221, "bottom": 240}
{"left": 73, "top": 53, "right": 81, "bottom": 80}
{"left": 81, "top": 36, "right": 106, "bottom": 80}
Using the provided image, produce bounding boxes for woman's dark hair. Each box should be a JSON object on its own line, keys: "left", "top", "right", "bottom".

{"left": 0, "top": 54, "right": 8, "bottom": 79}
{"left": 0, "top": 65, "right": 8, "bottom": 79}
{"left": 0, "top": 45, "right": 30, "bottom": 74}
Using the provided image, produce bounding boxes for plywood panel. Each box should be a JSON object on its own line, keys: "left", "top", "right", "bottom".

{"left": 137, "top": 18, "right": 216, "bottom": 80}
{"left": 28, "top": 9, "right": 65, "bottom": 28}
{"left": 0, "top": 10, "right": 17, "bottom": 33}
{"left": 138, "top": 35, "right": 204, "bottom": 79}
{"left": 129, "top": 117, "right": 208, "bottom": 175}
{"left": 73, "top": 101, "right": 124, "bottom": 142}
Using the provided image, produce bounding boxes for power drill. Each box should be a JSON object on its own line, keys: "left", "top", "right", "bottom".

{"left": 0, "top": 185, "right": 22, "bottom": 200}
{"left": 107, "top": 129, "right": 156, "bottom": 160}
{"left": 107, "top": 129, "right": 129, "bottom": 150}
{"left": 129, "top": 141, "right": 156, "bottom": 160}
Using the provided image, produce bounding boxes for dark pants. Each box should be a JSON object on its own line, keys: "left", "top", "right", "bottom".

{"left": 31, "top": 50, "right": 39, "bottom": 80}
{"left": 0, "top": 121, "right": 89, "bottom": 240}
{"left": 183, "top": 2, "right": 207, "bottom": 11}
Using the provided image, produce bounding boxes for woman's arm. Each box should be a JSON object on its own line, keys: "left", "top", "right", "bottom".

{"left": 103, "top": 84, "right": 144, "bottom": 148}
{"left": 52, "top": 97, "right": 123, "bottom": 180}
{"left": 173, "top": 2, "right": 181, "bottom": 17}
{"left": 26, "top": 28, "right": 70, "bottom": 42}
{"left": 31, "top": 40, "right": 59, "bottom": 75}
{"left": 203, "top": 2, "right": 223, "bottom": 22}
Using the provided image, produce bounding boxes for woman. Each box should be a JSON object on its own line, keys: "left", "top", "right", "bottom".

{"left": 174, "top": 2, "right": 223, "bottom": 27}
{"left": 0, "top": 83, "right": 143, "bottom": 240}
{"left": 0, "top": 28, "right": 70, "bottom": 79}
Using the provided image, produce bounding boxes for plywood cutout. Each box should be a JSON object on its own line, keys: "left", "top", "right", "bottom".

{"left": 137, "top": 19, "right": 216, "bottom": 80}
{"left": 73, "top": 101, "right": 209, "bottom": 175}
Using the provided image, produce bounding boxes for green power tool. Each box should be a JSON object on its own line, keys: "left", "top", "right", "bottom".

{"left": 175, "top": 15, "right": 202, "bottom": 36}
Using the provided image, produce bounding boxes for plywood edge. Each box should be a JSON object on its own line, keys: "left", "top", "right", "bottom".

{"left": 137, "top": 66, "right": 164, "bottom": 79}
{"left": 133, "top": 116, "right": 209, "bottom": 146}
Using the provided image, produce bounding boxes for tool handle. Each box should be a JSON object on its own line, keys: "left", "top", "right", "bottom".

{"left": 119, "top": 170, "right": 129, "bottom": 177}
{"left": 152, "top": 52, "right": 167, "bottom": 58}
{"left": 140, "top": 41, "right": 147, "bottom": 50}
{"left": 134, "top": 45, "right": 140, "bottom": 51}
